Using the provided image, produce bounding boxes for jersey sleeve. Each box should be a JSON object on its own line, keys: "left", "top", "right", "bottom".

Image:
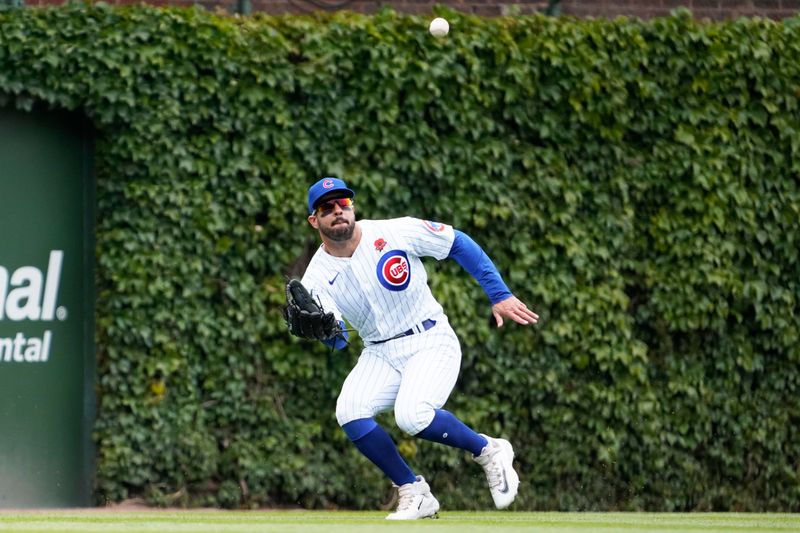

{"left": 448, "top": 229, "right": 513, "bottom": 305}
{"left": 394, "top": 216, "right": 456, "bottom": 260}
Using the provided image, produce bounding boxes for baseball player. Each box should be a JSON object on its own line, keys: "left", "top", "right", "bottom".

{"left": 284, "top": 177, "right": 539, "bottom": 520}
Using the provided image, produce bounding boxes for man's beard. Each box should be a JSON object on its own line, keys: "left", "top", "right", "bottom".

{"left": 320, "top": 217, "right": 355, "bottom": 242}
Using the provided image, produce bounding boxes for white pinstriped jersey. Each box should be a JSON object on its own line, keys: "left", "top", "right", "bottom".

{"left": 301, "top": 217, "right": 455, "bottom": 343}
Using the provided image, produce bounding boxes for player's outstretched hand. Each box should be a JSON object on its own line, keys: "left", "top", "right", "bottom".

{"left": 492, "top": 296, "right": 539, "bottom": 327}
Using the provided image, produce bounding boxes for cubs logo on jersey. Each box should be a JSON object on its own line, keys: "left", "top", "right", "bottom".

{"left": 423, "top": 220, "right": 446, "bottom": 233}
{"left": 376, "top": 250, "right": 411, "bottom": 291}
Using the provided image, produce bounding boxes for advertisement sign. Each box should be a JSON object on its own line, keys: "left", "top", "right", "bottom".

{"left": 0, "top": 108, "right": 94, "bottom": 507}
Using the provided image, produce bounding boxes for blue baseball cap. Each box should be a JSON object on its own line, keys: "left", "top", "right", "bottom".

{"left": 307, "top": 177, "right": 355, "bottom": 214}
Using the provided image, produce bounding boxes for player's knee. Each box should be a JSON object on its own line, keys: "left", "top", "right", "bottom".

{"left": 394, "top": 401, "right": 435, "bottom": 436}
{"left": 335, "top": 396, "right": 354, "bottom": 427}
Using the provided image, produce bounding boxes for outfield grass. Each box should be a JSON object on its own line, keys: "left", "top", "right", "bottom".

{"left": 0, "top": 511, "right": 798, "bottom": 533}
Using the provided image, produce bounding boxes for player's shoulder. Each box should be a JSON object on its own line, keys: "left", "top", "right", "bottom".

{"left": 362, "top": 216, "right": 435, "bottom": 230}
{"left": 357, "top": 218, "right": 405, "bottom": 235}
{"left": 361, "top": 217, "right": 455, "bottom": 243}
{"left": 359, "top": 217, "right": 418, "bottom": 238}
{"left": 396, "top": 216, "right": 453, "bottom": 235}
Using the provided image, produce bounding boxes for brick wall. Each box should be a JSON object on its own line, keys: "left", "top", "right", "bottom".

{"left": 29, "top": 0, "right": 800, "bottom": 20}
{"left": 561, "top": 0, "right": 800, "bottom": 20}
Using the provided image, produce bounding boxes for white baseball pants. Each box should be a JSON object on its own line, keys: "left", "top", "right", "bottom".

{"left": 335, "top": 315, "right": 462, "bottom": 435}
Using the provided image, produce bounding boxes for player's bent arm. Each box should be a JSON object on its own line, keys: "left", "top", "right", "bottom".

{"left": 447, "top": 230, "right": 513, "bottom": 304}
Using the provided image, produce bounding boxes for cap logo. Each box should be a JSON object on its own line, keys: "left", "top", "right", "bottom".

{"left": 376, "top": 250, "right": 410, "bottom": 291}
{"left": 322, "top": 179, "right": 335, "bottom": 189}
{"left": 423, "top": 220, "right": 446, "bottom": 233}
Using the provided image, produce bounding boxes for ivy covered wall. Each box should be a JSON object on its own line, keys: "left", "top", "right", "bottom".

{"left": 0, "top": 4, "right": 797, "bottom": 510}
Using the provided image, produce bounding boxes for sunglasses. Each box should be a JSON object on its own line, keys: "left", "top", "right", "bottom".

{"left": 314, "top": 197, "right": 353, "bottom": 217}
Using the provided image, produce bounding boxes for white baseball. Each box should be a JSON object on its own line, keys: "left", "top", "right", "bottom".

{"left": 429, "top": 17, "right": 449, "bottom": 37}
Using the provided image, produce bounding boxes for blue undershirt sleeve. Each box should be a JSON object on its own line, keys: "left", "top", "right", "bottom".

{"left": 321, "top": 321, "right": 349, "bottom": 350}
{"left": 447, "top": 230, "right": 513, "bottom": 305}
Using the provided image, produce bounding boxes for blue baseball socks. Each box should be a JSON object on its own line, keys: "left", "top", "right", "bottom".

{"left": 342, "top": 410, "right": 488, "bottom": 486}
{"left": 342, "top": 418, "right": 416, "bottom": 486}
{"left": 416, "top": 409, "right": 488, "bottom": 456}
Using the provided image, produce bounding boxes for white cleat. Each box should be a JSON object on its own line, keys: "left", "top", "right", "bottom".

{"left": 385, "top": 475, "right": 440, "bottom": 520}
{"left": 473, "top": 434, "right": 520, "bottom": 509}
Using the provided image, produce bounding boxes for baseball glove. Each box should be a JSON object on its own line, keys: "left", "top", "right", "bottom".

{"left": 284, "top": 279, "right": 342, "bottom": 340}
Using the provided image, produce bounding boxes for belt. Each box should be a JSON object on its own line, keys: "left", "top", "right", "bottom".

{"left": 368, "top": 319, "right": 437, "bottom": 345}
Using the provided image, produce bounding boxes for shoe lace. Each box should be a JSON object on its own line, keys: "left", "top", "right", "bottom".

{"left": 395, "top": 484, "right": 416, "bottom": 511}
{"left": 483, "top": 450, "right": 503, "bottom": 489}
{"left": 484, "top": 458, "right": 504, "bottom": 489}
